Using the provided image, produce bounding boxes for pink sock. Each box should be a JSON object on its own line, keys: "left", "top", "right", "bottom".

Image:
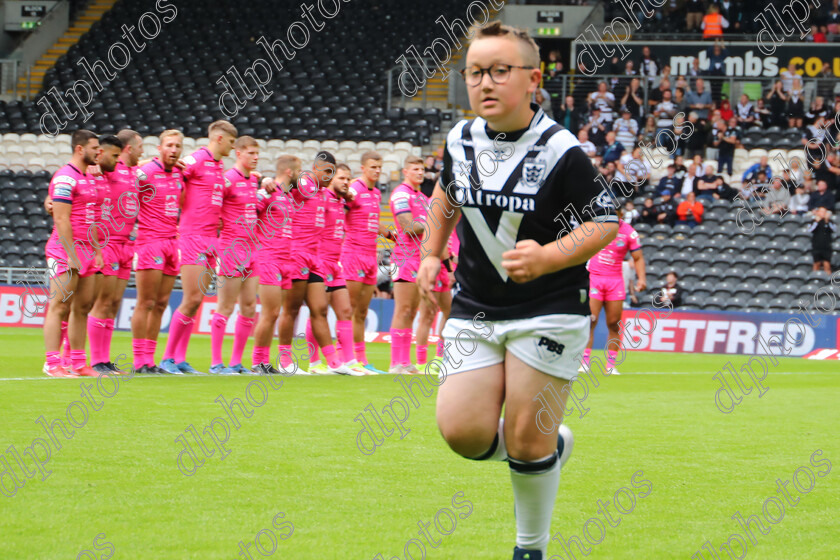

{"left": 336, "top": 320, "right": 354, "bottom": 363}
{"left": 103, "top": 318, "right": 115, "bottom": 363}
{"left": 582, "top": 348, "right": 591, "bottom": 366}
{"left": 436, "top": 337, "right": 445, "bottom": 358}
{"left": 231, "top": 315, "right": 254, "bottom": 366}
{"left": 278, "top": 344, "right": 293, "bottom": 369}
{"left": 389, "top": 328, "right": 401, "bottom": 367}
{"left": 210, "top": 312, "right": 228, "bottom": 365}
{"left": 354, "top": 341, "right": 367, "bottom": 364}
{"left": 174, "top": 312, "right": 195, "bottom": 363}
{"left": 305, "top": 319, "right": 321, "bottom": 362}
{"left": 164, "top": 310, "right": 191, "bottom": 361}
{"left": 607, "top": 350, "right": 618, "bottom": 369}
{"left": 60, "top": 321, "right": 70, "bottom": 366}
{"left": 416, "top": 343, "right": 428, "bottom": 364}
{"left": 322, "top": 344, "right": 341, "bottom": 369}
{"left": 87, "top": 315, "right": 107, "bottom": 365}
{"left": 46, "top": 351, "right": 60, "bottom": 368}
{"left": 132, "top": 339, "right": 145, "bottom": 369}
{"left": 71, "top": 349, "right": 86, "bottom": 370}
{"left": 145, "top": 339, "right": 157, "bottom": 367}
{"left": 400, "top": 328, "right": 413, "bottom": 365}
{"left": 252, "top": 345, "right": 270, "bottom": 366}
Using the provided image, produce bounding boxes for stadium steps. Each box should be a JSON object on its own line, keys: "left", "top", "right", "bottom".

{"left": 14, "top": 0, "right": 116, "bottom": 97}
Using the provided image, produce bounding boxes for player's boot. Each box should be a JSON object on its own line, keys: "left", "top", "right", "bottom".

{"left": 209, "top": 363, "right": 237, "bottom": 375}
{"left": 344, "top": 360, "right": 370, "bottom": 376}
{"left": 328, "top": 363, "right": 364, "bottom": 376}
{"left": 558, "top": 424, "right": 574, "bottom": 469}
{"left": 606, "top": 367, "right": 621, "bottom": 376}
{"left": 309, "top": 362, "right": 330, "bottom": 375}
{"left": 106, "top": 361, "right": 129, "bottom": 375}
{"left": 388, "top": 364, "right": 409, "bottom": 375}
{"left": 159, "top": 359, "right": 181, "bottom": 375}
{"left": 512, "top": 546, "right": 542, "bottom": 560}
{"left": 44, "top": 364, "right": 76, "bottom": 377}
{"left": 251, "top": 363, "right": 280, "bottom": 374}
{"left": 71, "top": 365, "right": 100, "bottom": 377}
{"left": 148, "top": 364, "right": 174, "bottom": 375}
{"left": 176, "top": 361, "right": 202, "bottom": 374}
{"left": 229, "top": 363, "right": 250, "bottom": 374}
{"left": 362, "top": 363, "right": 386, "bottom": 375}
{"left": 91, "top": 362, "right": 113, "bottom": 375}
{"left": 405, "top": 364, "right": 421, "bottom": 375}
{"left": 577, "top": 362, "right": 589, "bottom": 374}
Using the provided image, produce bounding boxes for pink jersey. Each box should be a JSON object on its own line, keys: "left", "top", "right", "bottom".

{"left": 101, "top": 160, "right": 139, "bottom": 241}
{"left": 48, "top": 163, "right": 97, "bottom": 245}
{"left": 88, "top": 172, "right": 108, "bottom": 226}
{"left": 179, "top": 147, "right": 226, "bottom": 237}
{"left": 220, "top": 167, "right": 258, "bottom": 244}
{"left": 321, "top": 189, "right": 346, "bottom": 261}
{"left": 136, "top": 158, "right": 184, "bottom": 242}
{"left": 289, "top": 174, "right": 326, "bottom": 252}
{"left": 255, "top": 187, "right": 295, "bottom": 257}
{"left": 588, "top": 220, "right": 640, "bottom": 277}
{"left": 342, "top": 178, "right": 381, "bottom": 254}
{"left": 389, "top": 182, "right": 427, "bottom": 262}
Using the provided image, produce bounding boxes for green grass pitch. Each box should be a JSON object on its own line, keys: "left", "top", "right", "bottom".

{"left": 0, "top": 326, "right": 838, "bottom": 559}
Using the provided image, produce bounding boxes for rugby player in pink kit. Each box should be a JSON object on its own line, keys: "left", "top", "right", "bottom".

{"left": 131, "top": 130, "right": 184, "bottom": 374}
{"left": 388, "top": 155, "right": 429, "bottom": 375}
{"left": 208, "top": 136, "right": 262, "bottom": 375}
{"left": 161, "top": 120, "right": 236, "bottom": 374}
{"left": 340, "top": 151, "right": 392, "bottom": 374}
{"left": 251, "top": 155, "right": 299, "bottom": 374}
{"left": 306, "top": 163, "right": 368, "bottom": 375}
{"left": 87, "top": 130, "right": 143, "bottom": 374}
{"left": 277, "top": 151, "right": 358, "bottom": 376}
{"left": 42, "top": 130, "right": 104, "bottom": 377}
{"left": 580, "top": 212, "right": 646, "bottom": 376}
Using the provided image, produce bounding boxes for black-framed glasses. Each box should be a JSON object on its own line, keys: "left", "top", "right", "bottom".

{"left": 460, "top": 64, "right": 535, "bottom": 86}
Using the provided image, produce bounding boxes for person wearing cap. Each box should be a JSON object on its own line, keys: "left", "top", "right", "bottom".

{"left": 656, "top": 164, "right": 682, "bottom": 196}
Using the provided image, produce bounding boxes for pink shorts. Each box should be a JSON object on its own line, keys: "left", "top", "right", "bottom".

{"left": 135, "top": 238, "right": 179, "bottom": 276}
{"left": 288, "top": 251, "right": 323, "bottom": 282}
{"left": 218, "top": 238, "right": 257, "bottom": 278}
{"left": 321, "top": 258, "right": 345, "bottom": 288}
{"left": 394, "top": 257, "right": 420, "bottom": 283}
{"left": 45, "top": 236, "right": 100, "bottom": 278}
{"left": 102, "top": 239, "right": 134, "bottom": 280}
{"left": 589, "top": 274, "right": 626, "bottom": 301}
{"left": 432, "top": 266, "right": 450, "bottom": 293}
{"left": 258, "top": 256, "right": 292, "bottom": 289}
{"left": 180, "top": 234, "right": 219, "bottom": 268}
{"left": 340, "top": 251, "right": 378, "bottom": 285}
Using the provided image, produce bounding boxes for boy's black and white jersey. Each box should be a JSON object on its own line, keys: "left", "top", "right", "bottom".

{"left": 440, "top": 104, "right": 618, "bottom": 321}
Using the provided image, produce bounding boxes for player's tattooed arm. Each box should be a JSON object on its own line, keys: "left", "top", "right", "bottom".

{"left": 396, "top": 211, "right": 424, "bottom": 235}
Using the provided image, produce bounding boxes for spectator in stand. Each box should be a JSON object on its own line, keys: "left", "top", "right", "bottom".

{"left": 713, "top": 116, "right": 740, "bottom": 175}
{"left": 817, "top": 63, "right": 835, "bottom": 99}
{"left": 658, "top": 190, "right": 678, "bottom": 225}
{"left": 653, "top": 272, "right": 684, "bottom": 309}
{"left": 735, "top": 94, "right": 755, "bottom": 127}
{"left": 534, "top": 87, "right": 553, "bottom": 118}
{"left": 673, "top": 154, "right": 688, "bottom": 181}
{"left": 583, "top": 107, "right": 608, "bottom": 147}
{"left": 790, "top": 183, "right": 811, "bottom": 214}
{"left": 809, "top": 207, "right": 836, "bottom": 273}
{"left": 656, "top": 164, "right": 682, "bottom": 196}
{"left": 787, "top": 77, "right": 806, "bottom": 129}
{"left": 621, "top": 78, "right": 645, "bottom": 124}
{"left": 546, "top": 50, "right": 563, "bottom": 78}
{"left": 718, "top": 0, "right": 744, "bottom": 30}
{"left": 686, "top": 79, "right": 714, "bottom": 120}
{"left": 654, "top": 89, "right": 678, "bottom": 136}
{"left": 683, "top": 161, "right": 702, "bottom": 197}
{"left": 685, "top": 112, "right": 707, "bottom": 159}
{"left": 806, "top": 96, "right": 829, "bottom": 123}
{"left": 812, "top": 152, "right": 840, "bottom": 193}
{"left": 701, "top": 5, "right": 729, "bottom": 39}
{"left": 673, "top": 87, "right": 688, "bottom": 115}
{"left": 614, "top": 109, "right": 639, "bottom": 150}
{"left": 811, "top": 24, "right": 827, "bottom": 42}
{"left": 763, "top": 177, "right": 792, "bottom": 214}
{"left": 578, "top": 129, "right": 597, "bottom": 157}
{"left": 742, "top": 169, "right": 770, "bottom": 200}
{"left": 674, "top": 74, "right": 690, "bottom": 92}
{"left": 638, "top": 115, "right": 658, "bottom": 146}
{"left": 787, "top": 158, "right": 806, "bottom": 188}
{"left": 780, "top": 62, "right": 798, "bottom": 93}
{"left": 809, "top": 179, "right": 837, "bottom": 212}
{"left": 671, "top": 114, "right": 690, "bottom": 156}
{"left": 742, "top": 155, "right": 772, "bottom": 188}
{"left": 752, "top": 98, "right": 771, "bottom": 128}
{"left": 695, "top": 163, "right": 720, "bottom": 201}
{"left": 638, "top": 46, "right": 659, "bottom": 85}
{"left": 421, "top": 155, "right": 439, "bottom": 197}
{"left": 639, "top": 197, "right": 659, "bottom": 225}
{"left": 648, "top": 78, "right": 672, "bottom": 110}
{"left": 766, "top": 80, "right": 788, "bottom": 127}
{"left": 624, "top": 200, "right": 640, "bottom": 224}
{"left": 654, "top": 64, "right": 672, "bottom": 89}
{"left": 602, "top": 130, "right": 626, "bottom": 163}
{"left": 588, "top": 81, "right": 616, "bottom": 123}
{"left": 617, "top": 60, "right": 638, "bottom": 93}
{"left": 677, "top": 191, "right": 704, "bottom": 227}
{"left": 686, "top": 0, "right": 705, "bottom": 31}
{"left": 719, "top": 98, "right": 734, "bottom": 121}
{"left": 704, "top": 40, "right": 729, "bottom": 101}
{"left": 557, "top": 95, "right": 585, "bottom": 133}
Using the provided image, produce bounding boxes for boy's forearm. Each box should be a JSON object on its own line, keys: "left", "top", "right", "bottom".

{"left": 546, "top": 221, "right": 618, "bottom": 274}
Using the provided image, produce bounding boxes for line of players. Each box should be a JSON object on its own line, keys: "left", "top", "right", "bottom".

{"left": 41, "top": 120, "right": 458, "bottom": 377}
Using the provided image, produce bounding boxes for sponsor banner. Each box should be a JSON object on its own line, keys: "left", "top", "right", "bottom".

{"left": 593, "top": 309, "right": 840, "bottom": 357}
{"left": 803, "top": 349, "right": 840, "bottom": 360}
{"left": 585, "top": 42, "right": 839, "bottom": 78}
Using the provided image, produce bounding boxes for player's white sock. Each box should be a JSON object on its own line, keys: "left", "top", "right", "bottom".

{"left": 468, "top": 417, "right": 508, "bottom": 461}
{"left": 508, "top": 451, "right": 561, "bottom": 555}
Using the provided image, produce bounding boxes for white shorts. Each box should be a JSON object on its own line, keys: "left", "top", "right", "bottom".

{"left": 439, "top": 314, "right": 590, "bottom": 380}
